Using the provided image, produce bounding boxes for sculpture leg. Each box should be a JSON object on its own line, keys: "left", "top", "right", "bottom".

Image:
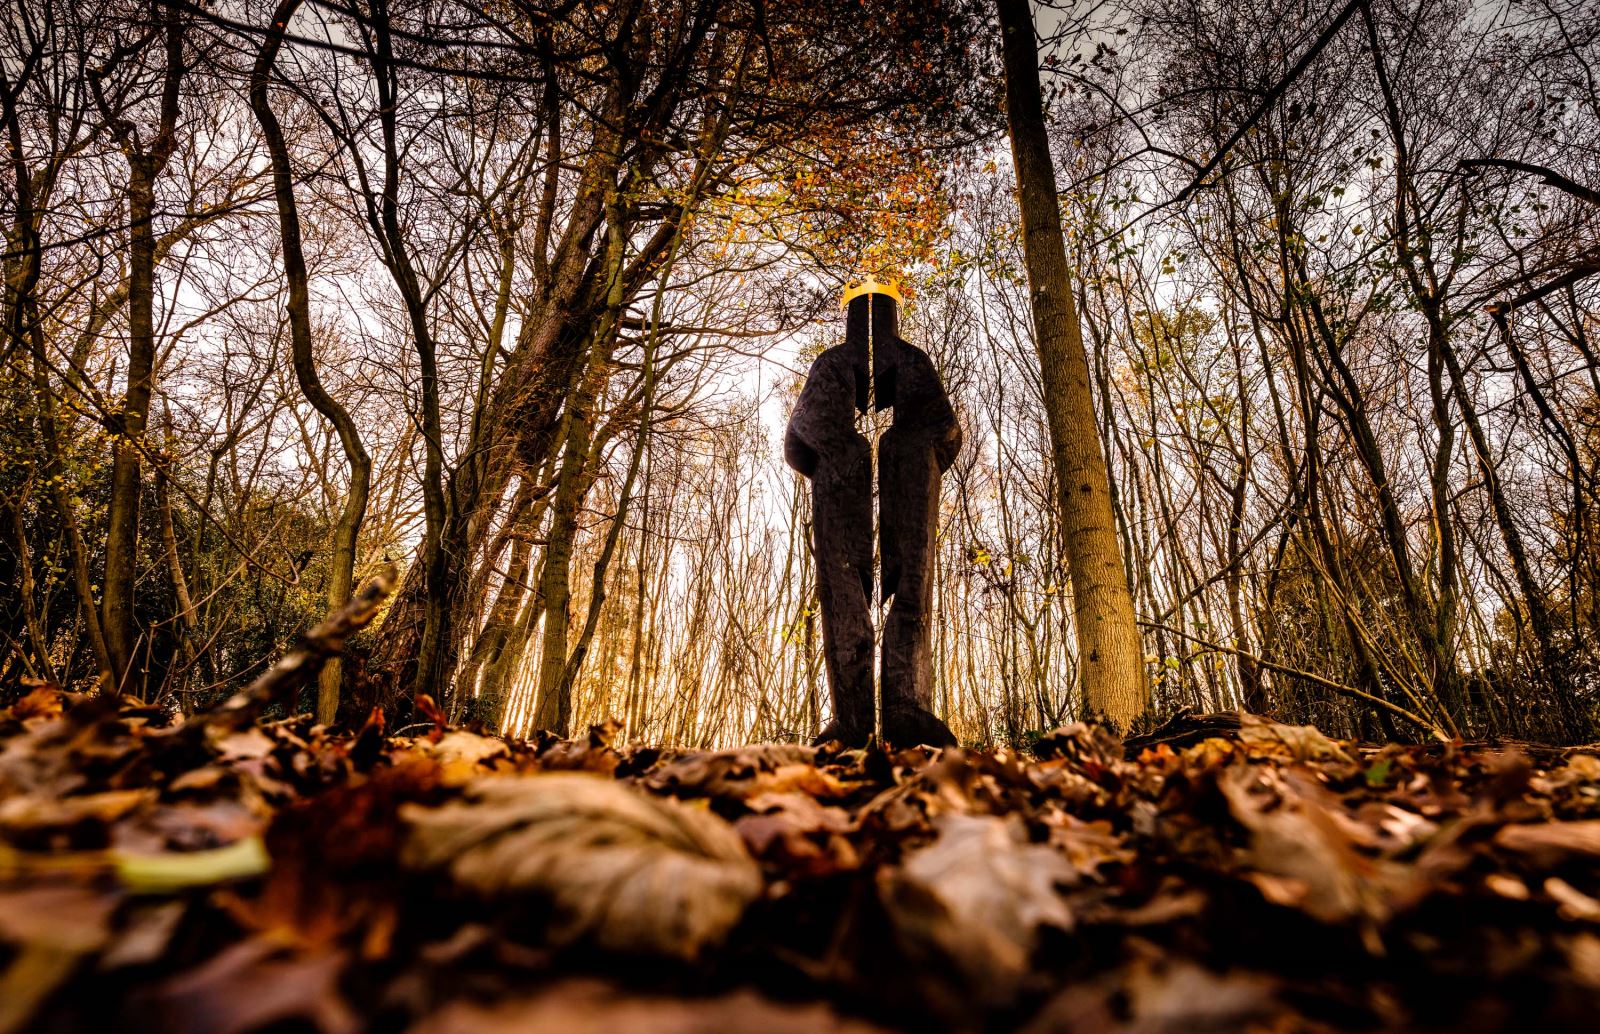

{"left": 810, "top": 442, "right": 874, "bottom": 746}
{"left": 878, "top": 431, "right": 956, "bottom": 748}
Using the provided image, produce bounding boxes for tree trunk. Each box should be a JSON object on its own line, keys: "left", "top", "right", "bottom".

{"left": 94, "top": 7, "right": 186, "bottom": 697}
{"left": 251, "top": 0, "right": 372, "bottom": 725}
{"left": 995, "top": 0, "right": 1147, "bottom": 729}
{"left": 532, "top": 354, "right": 607, "bottom": 735}
{"left": 101, "top": 161, "right": 160, "bottom": 695}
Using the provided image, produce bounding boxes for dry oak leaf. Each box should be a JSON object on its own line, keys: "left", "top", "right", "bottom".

{"left": 400, "top": 773, "right": 760, "bottom": 959}
{"left": 1494, "top": 820, "right": 1600, "bottom": 867}
{"left": 410, "top": 979, "right": 890, "bottom": 1034}
{"left": 1236, "top": 712, "right": 1353, "bottom": 765}
{"left": 881, "top": 812, "right": 1075, "bottom": 998}
{"left": 1219, "top": 765, "right": 1414, "bottom": 931}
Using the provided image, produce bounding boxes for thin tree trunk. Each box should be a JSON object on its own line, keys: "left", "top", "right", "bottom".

{"left": 92, "top": 10, "right": 186, "bottom": 697}
{"left": 154, "top": 409, "right": 197, "bottom": 706}
{"left": 250, "top": 0, "right": 372, "bottom": 725}
{"left": 100, "top": 158, "right": 161, "bottom": 695}
{"left": 8, "top": 487, "right": 56, "bottom": 685}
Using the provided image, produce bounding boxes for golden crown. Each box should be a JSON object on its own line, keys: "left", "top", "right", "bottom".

{"left": 840, "top": 275, "right": 904, "bottom": 309}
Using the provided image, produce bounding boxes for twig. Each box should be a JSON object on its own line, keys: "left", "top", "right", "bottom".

{"left": 1140, "top": 621, "right": 1451, "bottom": 742}
{"left": 1457, "top": 158, "right": 1600, "bottom": 208}
{"left": 199, "top": 563, "right": 397, "bottom": 731}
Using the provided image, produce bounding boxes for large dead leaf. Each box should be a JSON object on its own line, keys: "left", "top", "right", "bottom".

{"left": 1218, "top": 764, "right": 1416, "bottom": 931}
{"left": 880, "top": 812, "right": 1074, "bottom": 1000}
{"left": 409, "top": 979, "right": 889, "bottom": 1034}
{"left": 1495, "top": 820, "right": 1600, "bottom": 866}
{"left": 1236, "top": 712, "right": 1353, "bottom": 764}
{"left": 400, "top": 774, "right": 760, "bottom": 958}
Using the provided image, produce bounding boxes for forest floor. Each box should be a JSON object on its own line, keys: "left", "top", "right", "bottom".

{"left": 2, "top": 687, "right": 1599, "bottom": 1033}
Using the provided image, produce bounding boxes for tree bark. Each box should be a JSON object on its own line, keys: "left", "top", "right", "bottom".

{"left": 995, "top": 0, "right": 1147, "bottom": 728}
{"left": 250, "top": 0, "right": 372, "bottom": 725}
{"left": 93, "top": 7, "right": 186, "bottom": 697}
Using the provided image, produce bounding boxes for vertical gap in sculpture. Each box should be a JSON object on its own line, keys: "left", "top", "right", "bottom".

{"left": 866, "top": 295, "right": 882, "bottom": 741}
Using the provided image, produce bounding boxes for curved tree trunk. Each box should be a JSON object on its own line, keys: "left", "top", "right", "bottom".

{"left": 250, "top": 0, "right": 372, "bottom": 725}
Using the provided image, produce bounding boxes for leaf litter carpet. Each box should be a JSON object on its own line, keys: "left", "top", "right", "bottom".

{"left": 2, "top": 688, "right": 1599, "bottom": 1032}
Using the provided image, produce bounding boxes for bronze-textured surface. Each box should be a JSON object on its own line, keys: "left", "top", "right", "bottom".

{"left": 786, "top": 294, "right": 959, "bottom": 747}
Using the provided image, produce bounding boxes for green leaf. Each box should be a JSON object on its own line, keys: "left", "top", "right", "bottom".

{"left": 113, "top": 837, "right": 270, "bottom": 894}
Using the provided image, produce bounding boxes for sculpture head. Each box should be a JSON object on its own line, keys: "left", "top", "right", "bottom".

{"left": 842, "top": 275, "right": 912, "bottom": 411}
{"left": 842, "top": 275, "right": 903, "bottom": 371}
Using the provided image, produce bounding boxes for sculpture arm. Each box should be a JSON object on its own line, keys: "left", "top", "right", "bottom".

{"left": 934, "top": 417, "right": 962, "bottom": 473}
{"left": 784, "top": 424, "right": 819, "bottom": 477}
{"left": 784, "top": 358, "right": 837, "bottom": 478}
{"left": 920, "top": 352, "right": 962, "bottom": 472}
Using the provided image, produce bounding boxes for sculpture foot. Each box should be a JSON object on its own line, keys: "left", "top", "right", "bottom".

{"left": 812, "top": 717, "right": 872, "bottom": 749}
{"left": 881, "top": 705, "right": 957, "bottom": 748}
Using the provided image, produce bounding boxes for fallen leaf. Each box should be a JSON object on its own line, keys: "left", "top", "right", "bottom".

{"left": 100, "top": 900, "right": 186, "bottom": 969}
{"left": 1495, "top": 820, "right": 1600, "bottom": 866}
{"left": 1219, "top": 764, "right": 1410, "bottom": 928}
{"left": 1044, "top": 812, "right": 1135, "bottom": 876}
{"left": 401, "top": 774, "right": 760, "bottom": 958}
{"left": 212, "top": 728, "right": 277, "bottom": 763}
{"left": 1237, "top": 712, "right": 1353, "bottom": 764}
{"left": 0, "top": 788, "right": 155, "bottom": 834}
{"left": 0, "top": 883, "right": 118, "bottom": 951}
{"left": 0, "top": 946, "right": 82, "bottom": 1034}
{"left": 1569, "top": 932, "right": 1600, "bottom": 988}
{"left": 0, "top": 884, "right": 118, "bottom": 1034}
{"left": 881, "top": 812, "right": 1074, "bottom": 1000}
{"left": 418, "top": 730, "right": 510, "bottom": 784}
{"left": 744, "top": 791, "right": 853, "bottom": 833}
{"left": 1021, "top": 953, "right": 1285, "bottom": 1034}
{"left": 152, "top": 939, "right": 357, "bottom": 1034}
{"left": 1033, "top": 722, "right": 1124, "bottom": 767}
{"left": 9, "top": 687, "right": 65, "bottom": 722}
{"left": 409, "top": 979, "right": 890, "bottom": 1034}
{"left": 114, "top": 836, "right": 271, "bottom": 894}
{"left": 1546, "top": 877, "right": 1600, "bottom": 922}
{"left": 644, "top": 744, "right": 842, "bottom": 800}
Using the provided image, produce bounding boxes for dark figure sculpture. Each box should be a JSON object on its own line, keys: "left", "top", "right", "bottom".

{"left": 785, "top": 280, "right": 961, "bottom": 747}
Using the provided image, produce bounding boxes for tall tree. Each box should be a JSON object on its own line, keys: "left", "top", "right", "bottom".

{"left": 994, "top": 0, "right": 1147, "bottom": 727}
{"left": 250, "top": 0, "right": 372, "bottom": 724}
{"left": 89, "top": 1, "right": 188, "bottom": 694}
